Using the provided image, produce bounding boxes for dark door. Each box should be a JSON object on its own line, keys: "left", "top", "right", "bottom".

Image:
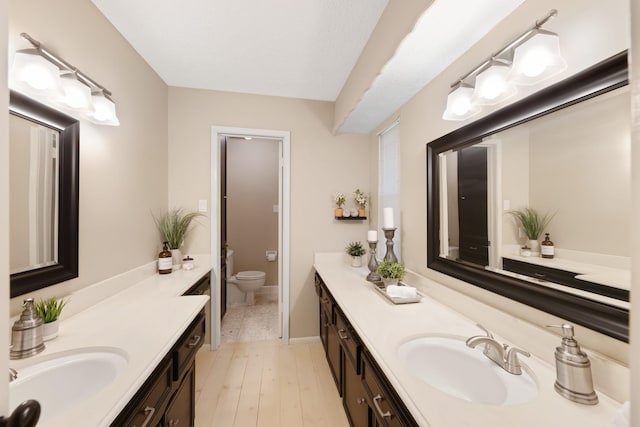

{"left": 220, "top": 136, "right": 228, "bottom": 320}
{"left": 457, "top": 146, "right": 489, "bottom": 266}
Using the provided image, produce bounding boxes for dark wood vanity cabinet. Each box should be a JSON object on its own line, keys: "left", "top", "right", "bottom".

{"left": 111, "top": 311, "right": 205, "bottom": 427}
{"left": 315, "top": 273, "right": 417, "bottom": 427}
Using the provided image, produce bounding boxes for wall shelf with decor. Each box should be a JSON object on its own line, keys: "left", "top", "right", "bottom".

{"left": 335, "top": 216, "right": 367, "bottom": 221}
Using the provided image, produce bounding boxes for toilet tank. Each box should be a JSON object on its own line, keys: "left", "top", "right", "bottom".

{"left": 225, "top": 249, "right": 234, "bottom": 278}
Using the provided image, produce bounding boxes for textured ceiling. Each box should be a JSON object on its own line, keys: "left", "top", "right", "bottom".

{"left": 91, "top": 0, "right": 388, "bottom": 101}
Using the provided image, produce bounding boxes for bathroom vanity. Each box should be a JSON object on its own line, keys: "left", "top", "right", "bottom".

{"left": 8, "top": 264, "right": 210, "bottom": 427}
{"left": 314, "top": 252, "right": 621, "bottom": 426}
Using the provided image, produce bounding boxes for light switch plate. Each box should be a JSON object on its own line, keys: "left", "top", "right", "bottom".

{"left": 198, "top": 199, "right": 208, "bottom": 213}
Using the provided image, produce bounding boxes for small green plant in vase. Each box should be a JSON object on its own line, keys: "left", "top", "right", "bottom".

{"left": 376, "top": 260, "right": 406, "bottom": 287}
{"left": 507, "top": 208, "right": 555, "bottom": 253}
{"left": 154, "top": 208, "right": 204, "bottom": 268}
{"left": 346, "top": 241, "right": 367, "bottom": 267}
{"left": 353, "top": 189, "right": 367, "bottom": 217}
{"left": 34, "top": 297, "right": 68, "bottom": 341}
{"left": 334, "top": 192, "right": 346, "bottom": 217}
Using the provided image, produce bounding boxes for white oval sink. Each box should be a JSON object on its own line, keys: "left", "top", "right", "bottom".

{"left": 397, "top": 335, "right": 537, "bottom": 405}
{"left": 10, "top": 347, "right": 128, "bottom": 423}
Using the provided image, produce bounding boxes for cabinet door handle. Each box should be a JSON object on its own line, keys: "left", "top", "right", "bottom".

{"left": 168, "top": 419, "right": 180, "bottom": 426}
{"left": 140, "top": 406, "right": 156, "bottom": 427}
{"left": 337, "top": 329, "right": 349, "bottom": 340}
{"left": 373, "top": 395, "right": 392, "bottom": 419}
{"left": 357, "top": 397, "right": 366, "bottom": 405}
{"left": 188, "top": 335, "right": 202, "bottom": 348}
{"left": 469, "top": 246, "right": 478, "bottom": 250}
{"left": 322, "top": 297, "right": 330, "bottom": 304}
{"left": 533, "top": 273, "right": 546, "bottom": 279}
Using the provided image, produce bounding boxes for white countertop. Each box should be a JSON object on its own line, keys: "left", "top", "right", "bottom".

{"left": 314, "top": 252, "right": 621, "bottom": 427}
{"left": 9, "top": 262, "right": 211, "bottom": 427}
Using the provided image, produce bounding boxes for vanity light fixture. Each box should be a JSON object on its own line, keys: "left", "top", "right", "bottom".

{"left": 443, "top": 9, "right": 565, "bottom": 121}
{"left": 10, "top": 32, "right": 120, "bottom": 126}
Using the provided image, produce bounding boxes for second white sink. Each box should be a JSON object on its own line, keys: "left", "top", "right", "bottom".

{"left": 10, "top": 347, "right": 128, "bottom": 423}
{"left": 397, "top": 335, "right": 538, "bottom": 406}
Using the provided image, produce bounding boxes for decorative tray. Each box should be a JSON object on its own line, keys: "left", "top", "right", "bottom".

{"left": 372, "top": 281, "right": 423, "bottom": 304}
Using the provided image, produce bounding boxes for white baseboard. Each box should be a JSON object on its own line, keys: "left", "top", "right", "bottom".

{"left": 288, "top": 336, "right": 321, "bottom": 344}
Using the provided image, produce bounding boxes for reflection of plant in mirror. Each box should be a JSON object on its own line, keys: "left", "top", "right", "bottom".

{"left": 154, "top": 208, "right": 205, "bottom": 249}
{"left": 507, "top": 208, "right": 555, "bottom": 240}
{"left": 376, "top": 260, "right": 406, "bottom": 279}
{"left": 34, "top": 297, "right": 68, "bottom": 323}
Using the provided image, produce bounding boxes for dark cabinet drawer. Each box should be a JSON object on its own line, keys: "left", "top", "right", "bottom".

{"left": 165, "top": 362, "right": 195, "bottom": 427}
{"left": 335, "top": 308, "right": 360, "bottom": 372}
{"left": 184, "top": 272, "right": 210, "bottom": 295}
{"left": 173, "top": 312, "right": 206, "bottom": 381}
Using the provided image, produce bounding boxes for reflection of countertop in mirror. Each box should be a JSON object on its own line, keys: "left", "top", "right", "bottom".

{"left": 9, "top": 258, "right": 211, "bottom": 427}
{"left": 314, "top": 252, "right": 622, "bottom": 427}
{"left": 502, "top": 252, "right": 630, "bottom": 290}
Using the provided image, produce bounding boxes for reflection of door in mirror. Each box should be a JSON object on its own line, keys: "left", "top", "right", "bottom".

{"left": 9, "top": 113, "right": 60, "bottom": 274}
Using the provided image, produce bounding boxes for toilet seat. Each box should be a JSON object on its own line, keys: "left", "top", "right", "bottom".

{"left": 237, "top": 271, "right": 266, "bottom": 280}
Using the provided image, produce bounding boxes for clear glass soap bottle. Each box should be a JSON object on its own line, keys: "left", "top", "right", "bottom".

{"left": 541, "top": 233, "right": 555, "bottom": 259}
{"left": 158, "top": 241, "right": 173, "bottom": 274}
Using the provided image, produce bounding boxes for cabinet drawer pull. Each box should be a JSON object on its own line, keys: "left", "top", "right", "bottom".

{"left": 168, "top": 419, "right": 180, "bottom": 426}
{"left": 322, "top": 297, "right": 330, "bottom": 304}
{"left": 187, "top": 335, "right": 202, "bottom": 348}
{"left": 373, "top": 395, "right": 392, "bottom": 419}
{"left": 357, "top": 397, "right": 366, "bottom": 405}
{"left": 140, "top": 406, "right": 156, "bottom": 427}
{"left": 337, "top": 329, "right": 349, "bottom": 340}
{"left": 533, "top": 273, "right": 546, "bottom": 278}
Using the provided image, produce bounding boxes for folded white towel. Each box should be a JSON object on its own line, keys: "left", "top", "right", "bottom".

{"left": 612, "top": 401, "right": 630, "bottom": 427}
{"left": 386, "top": 285, "right": 417, "bottom": 299}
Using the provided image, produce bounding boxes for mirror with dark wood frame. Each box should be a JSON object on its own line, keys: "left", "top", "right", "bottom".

{"left": 427, "top": 51, "right": 629, "bottom": 342}
{"left": 9, "top": 90, "right": 79, "bottom": 298}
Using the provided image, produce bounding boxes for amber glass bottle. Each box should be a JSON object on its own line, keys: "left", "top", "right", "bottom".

{"left": 158, "top": 241, "right": 173, "bottom": 274}
{"left": 541, "top": 233, "right": 555, "bottom": 259}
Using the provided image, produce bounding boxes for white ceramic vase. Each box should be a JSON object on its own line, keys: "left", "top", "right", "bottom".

{"left": 42, "top": 320, "right": 59, "bottom": 341}
{"left": 351, "top": 256, "right": 362, "bottom": 268}
{"left": 171, "top": 248, "right": 182, "bottom": 270}
{"left": 528, "top": 239, "right": 539, "bottom": 254}
{"left": 382, "top": 278, "right": 399, "bottom": 288}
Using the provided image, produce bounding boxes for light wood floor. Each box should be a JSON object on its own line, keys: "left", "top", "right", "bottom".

{"left": 194, "top": 339, "right": 350, "bottom": 427}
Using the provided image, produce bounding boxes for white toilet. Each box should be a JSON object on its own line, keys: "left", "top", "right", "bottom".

{"left": 226, "top": 249, "right": 266, "bottom": 305}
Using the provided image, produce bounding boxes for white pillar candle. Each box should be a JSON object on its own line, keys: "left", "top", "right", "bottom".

{"left": 383, "top": 207, "right": 395, "bottom": 229}
{"left": 367, "top": 230, "right": 378, "bottom": 242}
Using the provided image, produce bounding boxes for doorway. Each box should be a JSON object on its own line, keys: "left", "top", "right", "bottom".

{"left": 209, "top": 126, "right": 290, "bottom": 349}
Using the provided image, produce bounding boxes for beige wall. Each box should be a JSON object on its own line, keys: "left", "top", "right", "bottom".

{"left": 227, "top": 137, "right": 279, "bottom": 286}
{"left": 1, "top": 0, "right": 9, "bottom": 414}
{"left": 168, "top": 88, "right": 371, "bottom": 338}
{"left": 8, "top": 0, "right": 169, "bottom": 315}
{"left": 500, "top": 127, "right": 531, "bottom": 246}
{"left": 372, "top": 0, "right": 630, "bottom": 361}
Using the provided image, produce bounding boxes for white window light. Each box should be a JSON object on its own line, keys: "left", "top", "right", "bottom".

{"left": 510, "top": 29, "right": 567, "bottom": 85}
{"left": 442, "top": 82, "right": 481, "bottom": 121}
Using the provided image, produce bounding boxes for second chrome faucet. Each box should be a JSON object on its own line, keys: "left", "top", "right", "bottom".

{"left": 466, "top": 325, "right": 531, "bottom": 375}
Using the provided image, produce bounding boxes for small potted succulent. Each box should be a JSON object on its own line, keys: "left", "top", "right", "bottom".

{"left": 376, "top": 260, "right": 406, "bottom": 287}
{"left": 334, "top": 192, "right": 346, "bottom": 217}
{"left": 34, "top": 296, "right": 68, "bottom": 341}
{"left": 346, "top": 241, "right": 367, "bottom": 267}
{"left": 353, "top": 189, "right": 367, "bottom": 217}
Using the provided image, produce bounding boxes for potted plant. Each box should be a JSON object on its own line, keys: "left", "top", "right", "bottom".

{"left": 34, "top": 297, "right": 67, "bottom": 341}
{"left": 334, "top": 192, "right": 346, "bottom": 217}
{"left": 154, "top": 208, "right": 204, "bottom": 268}
{"left": 376, "top": 260, "right": 406, "bottom": 287}
{"left": 507, "top": 208, "right": 555, "bottom": 253}
{"left": 353, "top": 189, "right": 367, "bottom": 217}
{"left": 346, "top": 241, "right": 367, "bottom": 267}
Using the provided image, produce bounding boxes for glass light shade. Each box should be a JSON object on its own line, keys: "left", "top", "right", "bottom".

{"left": 442, "top": 84, "right": 480, "bottom": 121}
{"left": 11, "top": 49, "right": 61, "bottom": 95}
{"left": 510, "top": 30, "right": 567, "bottom": 85}
{"left": 60, "top": 72, "right": 92, "bottom": 110}
{"left": 473, "top": 61, "right": 517, "bottom": 105}
{"left": 89, "top": 90, "right": 120, "bottom": 126}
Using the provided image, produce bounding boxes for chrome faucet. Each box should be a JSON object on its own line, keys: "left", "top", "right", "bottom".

{"left": 9, "top": 368, "right": 18, "bottom": 382}
{"left": 466, "top": 324, "right": 531, "bottom": 375}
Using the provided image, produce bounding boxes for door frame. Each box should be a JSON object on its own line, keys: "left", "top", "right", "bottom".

{"left": 210, "top": 126, "right": 290, "bottom": 349}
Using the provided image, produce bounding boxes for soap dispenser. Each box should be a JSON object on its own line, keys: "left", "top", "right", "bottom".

{"left": 10, "top": 298, "right": 45, "bottom": 360}
{"left": 548, "top": 324, "right": 598, "bottom": 405}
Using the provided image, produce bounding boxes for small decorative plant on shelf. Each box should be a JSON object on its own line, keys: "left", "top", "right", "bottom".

{"left": 334, "top": 192, "right": 346, "bottom": 217}
{"left": 376, "top": 260, "right": 406, "bottom": 287}
{"left": 353, "top": 189, "right": 367, "bottom": 217}
{"left": 507, "top": 207, "right": 555, "bottom": 253}
{"left": 346, "top": 241, "right": 367, "bottom": 267}
{"left": 154, "top": 208, "right": 204, "bottom": 268}
{"left": 34, "top": 297, "right": 68, "bottom": 341}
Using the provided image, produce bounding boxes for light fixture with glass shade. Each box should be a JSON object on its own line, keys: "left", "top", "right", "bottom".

{"left": 10, "top": 32, "right": 119, "bottom": 126}
{"left": 510, "top": 29, "right": 567, "bottom": 85}
{"left": 442, "top": 9, "right": 565, "bottom": 121}
{"left": 442, "top": 82, "right": 481, "bottom": 121}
